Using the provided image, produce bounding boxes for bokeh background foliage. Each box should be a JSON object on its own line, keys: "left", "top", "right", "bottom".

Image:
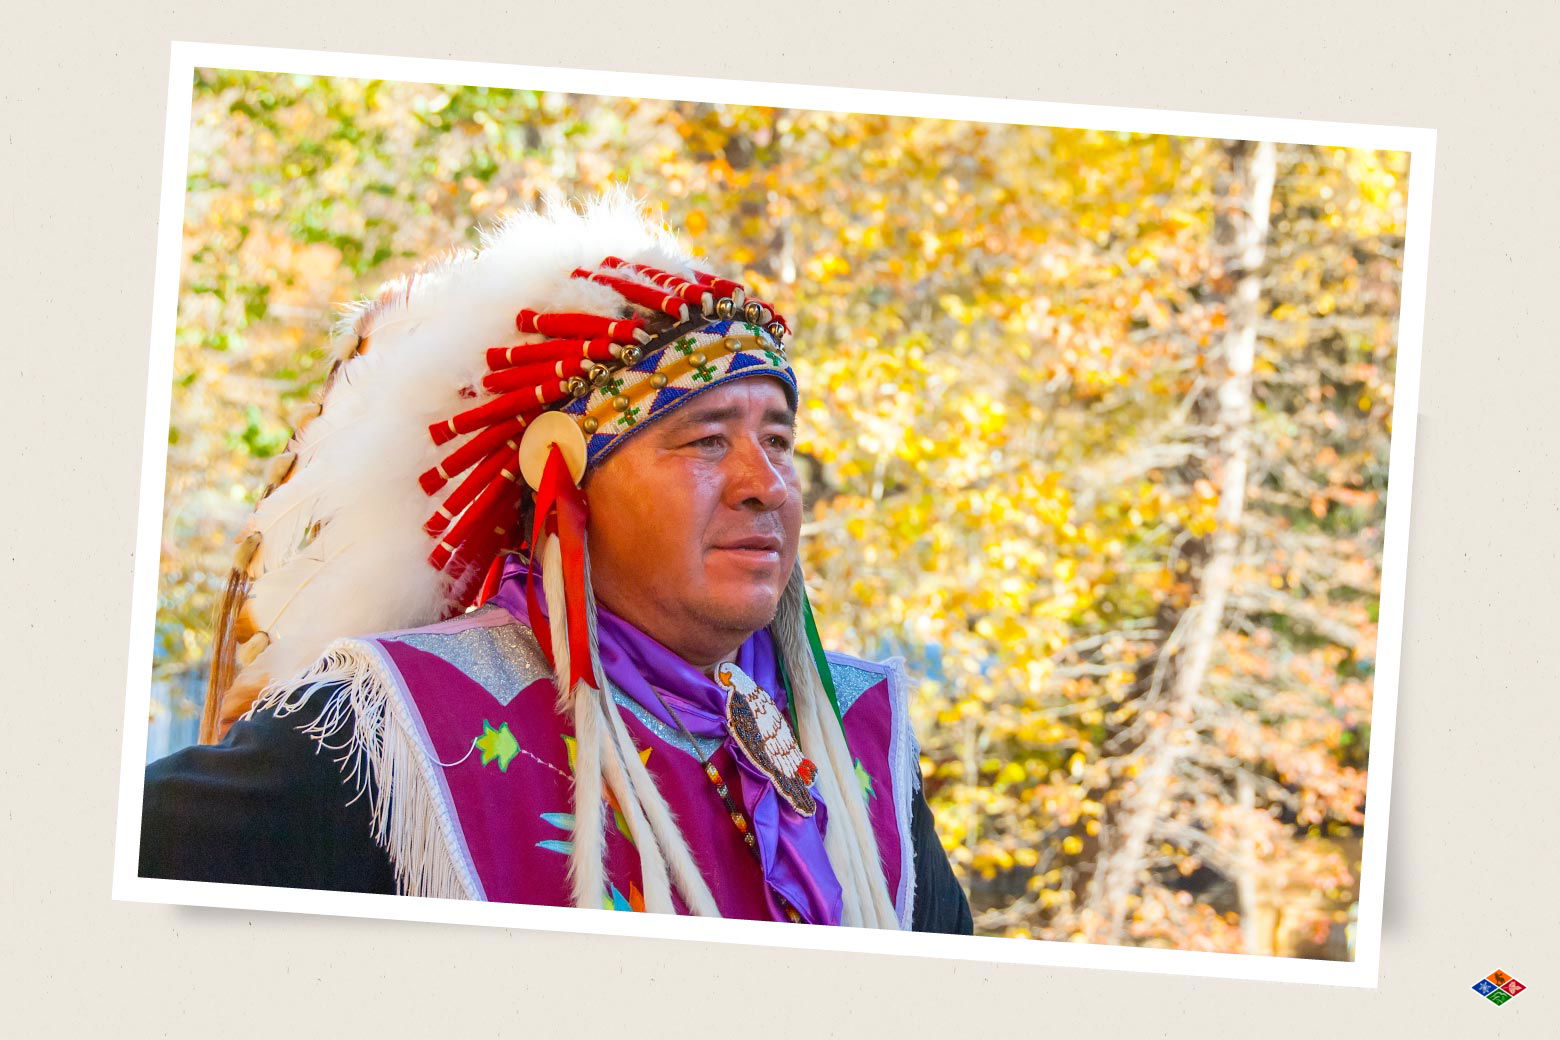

{"left": 160, "top": 68, "right": 1406, "bottom": 956}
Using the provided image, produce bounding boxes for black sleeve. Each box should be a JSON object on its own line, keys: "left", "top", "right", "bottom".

{"left": 143, "top": 691, "right": 971, "bottom": 927}
{"left": 908, "top": 782, "right": 974, "bottom": 934}
{"left": 139, "top": 694, "right": 396, "bottom": 894}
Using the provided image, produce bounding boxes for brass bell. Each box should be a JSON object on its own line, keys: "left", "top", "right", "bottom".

{"left": 566, "top": 377, "right": 590, "bottom": 398}
{"left": 743, "top": 301, "right": 764, "bottom": 323}
{"left": 766, "top": 321, "right": 785, "bottom": 339}
{"left": 620, "top": 346, "right": 642, "bottom": 366}
{"left": 715, "top": 297, "right": 736, "bottom": 320}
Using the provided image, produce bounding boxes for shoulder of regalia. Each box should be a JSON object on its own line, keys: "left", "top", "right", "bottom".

{"left": 820, "top": 649, "right": 910, "bottom": 718}
{"left": 366, "top": 604, "right": 555, "bottom": 703}
{"left": 252, "top": 604, "right": 553, "bottom": 714}
{"left": 820, "top": 647, "right": 924, "bottom": 924}
{"left": 820, "top": 649, "right": 921, "bottom": 763}
{"left": 244, "top": 603, "right": 554, "bottom": 902}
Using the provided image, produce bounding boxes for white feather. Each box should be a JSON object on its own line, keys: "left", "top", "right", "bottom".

{"left": 245, "top": 190, "right": 706, "bottom": 686}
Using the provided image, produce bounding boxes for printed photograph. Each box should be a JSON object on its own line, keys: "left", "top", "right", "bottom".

{"left": 131, "top": 61, "right": 1416, "bottom": 963}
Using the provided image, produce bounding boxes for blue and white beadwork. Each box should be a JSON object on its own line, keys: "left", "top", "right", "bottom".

{"left": 560, "top": 319, "right": 798, "bottom": 470}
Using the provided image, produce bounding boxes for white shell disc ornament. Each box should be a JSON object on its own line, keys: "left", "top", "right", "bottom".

{"left": 518, "top": 410, "right": 588, "bottom": 490}
{"left": 716, "top": 662, "right": 818, "bottom": 817}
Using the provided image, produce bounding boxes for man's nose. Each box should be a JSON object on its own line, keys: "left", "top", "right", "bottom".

{"left": 724, "top": 436, "right": 789, "bottom": 511}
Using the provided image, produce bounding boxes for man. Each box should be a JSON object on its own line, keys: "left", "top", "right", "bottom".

{"left": 141, "top": 194, "right": 972, "bottom": 932}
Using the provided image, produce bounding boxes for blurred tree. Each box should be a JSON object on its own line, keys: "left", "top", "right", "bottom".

{"left": 161, "top": 70, "right": 1406, "bottom": 956}
{"left": 1085, "top": 138, "right": 1275, "bottom": 947}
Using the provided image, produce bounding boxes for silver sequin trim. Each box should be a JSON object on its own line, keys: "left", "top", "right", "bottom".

{"left": 384, "top": 612, "right": 738, "bottom": 760}
{"left": 828, "top": 658, "right": 884, "bottom": 715}
{"left": 610, "top": 685, "right": 724, "bottom": 760}
{"left": 385, "top": 616, "right": 553, "bottom": 707}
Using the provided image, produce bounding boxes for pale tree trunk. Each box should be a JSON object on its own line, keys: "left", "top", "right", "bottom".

{"left": 1234, "top": 771, "right": 1277, "bottom": 954}
{"left": 1084, "top": 139, "right": 1277, "bottom": 945}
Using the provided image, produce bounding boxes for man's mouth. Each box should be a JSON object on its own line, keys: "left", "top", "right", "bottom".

{"left": 711, "top": 535, "right": 783, "bottom": 556}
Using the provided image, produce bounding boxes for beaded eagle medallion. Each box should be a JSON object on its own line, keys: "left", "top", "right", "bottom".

{"left": 716, "top": 662, "right": 818, "bottom": 817}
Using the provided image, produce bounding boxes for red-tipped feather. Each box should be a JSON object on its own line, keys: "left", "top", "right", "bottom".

{"left": 482, "top": 358, "right": 591, "bottom": 395}
{"left": 432, "top": 389, "right": 555, "bottom": 446}
{"left": 516, "top": 309, "right": 648, "bottom": 343}
{"left": 429, "top": 476, "right": 519, "bottom": 574}
{"left": 418, "top": 416, "right": 528, "bottom": 495}
{"left": 439, "top": 468, "right": 522, "bottom": 570}
{"left": 572, "top": 269, "right": 690, "bottom": 323}
{"left": 428, "top": 540, "right": 456, "bottom": 572}
{"left": 688, "top": 267, "right": 748, "bottom": 302}
{"left": 601, "top": 256, "right": 678, "bottom": 289}
{"left": 424, "top": 446, "right": 514, "bottom": 536}
{"left": 600, "top": 258, "right": 709, "bottom": 307}
{"left": 487, "top": 338, "right": 620, "bottom": 372}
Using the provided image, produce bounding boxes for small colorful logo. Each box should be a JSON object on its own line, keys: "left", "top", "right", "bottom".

{"left": 1471, "top": 969, "right": 1526, "bottom": 1006}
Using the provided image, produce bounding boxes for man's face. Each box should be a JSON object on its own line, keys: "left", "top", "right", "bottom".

{"left": 583, "top": 377, "right": 802, "bottom": 667}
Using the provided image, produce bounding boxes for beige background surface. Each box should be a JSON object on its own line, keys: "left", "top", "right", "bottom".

{"left": 2, "top": 1, "right": 1555, "bottom": 1036}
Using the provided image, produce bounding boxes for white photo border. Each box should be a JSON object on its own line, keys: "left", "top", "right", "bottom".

{"left": 112, "top": 40, "right": 1435, "bottom": 990}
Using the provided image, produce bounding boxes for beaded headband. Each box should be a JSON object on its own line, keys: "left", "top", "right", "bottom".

{"left": 417, "top": 256, "right": 797, "bottom": 598}
{"left": 558, "top": 317, "right": 796, "bottom": 466}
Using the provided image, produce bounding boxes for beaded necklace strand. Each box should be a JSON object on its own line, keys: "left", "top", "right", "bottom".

{"left": 643, "top": 682, "right": 806, "bottom": 925}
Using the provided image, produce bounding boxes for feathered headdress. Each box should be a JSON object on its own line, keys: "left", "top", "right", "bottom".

{"left": 201, "top": 192, "right": 900, "bottom": 927}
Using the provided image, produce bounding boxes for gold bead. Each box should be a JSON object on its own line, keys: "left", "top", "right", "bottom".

{"left": 723, "top": 336, "right": 743, "bottom": 351}
{"left": 689, "top": 351, "right": 706, "bottom": 366}
{"left": 649, "top": 373, "right": 668, "bottom": 389}
{"left": 612, "top": 395, "right": 630, "bottom": 411}
{"left": 582, "top": 416, "right": 599, "bottom": 434}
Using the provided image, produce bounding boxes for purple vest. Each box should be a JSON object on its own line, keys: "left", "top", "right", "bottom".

{"left": 346, "top": 600, "right": 921, "bottom": 926}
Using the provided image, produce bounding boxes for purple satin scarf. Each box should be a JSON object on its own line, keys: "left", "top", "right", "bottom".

{"left": 490, "top": 555, "right": 844, "bottom": 925}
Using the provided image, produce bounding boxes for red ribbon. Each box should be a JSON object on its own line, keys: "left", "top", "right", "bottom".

{"left": 476, "top": 550, "right": 510, "bottom": 609}
{"left": 525, "top": 445, "right": 596, "bottom": 693}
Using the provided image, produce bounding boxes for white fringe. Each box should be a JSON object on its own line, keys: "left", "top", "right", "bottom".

{"left": 593, "top": 683, "right": 675, "bottom": 913}
{"left": 598, "top": 696, "right": 722, "bottom": 916}
{"left": 549, "top": 536, "right": 722, "bottom": 916}
{"left": 541, "top": 534, "right": 609, "bottom": 911}
{"left": 248, "top": 640, "right": 480, "bottom": 901}
{"left": 567, "top": 681, "right": 608, "bottom": 910}
{"left": 774, "top": 564, "right": 902, "bottom": 929}
{"left": 584, "top": 548, "right": 720, "bottom": 917}
{"left": 242, "top": 544, "right": 899, "bottom": 926}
